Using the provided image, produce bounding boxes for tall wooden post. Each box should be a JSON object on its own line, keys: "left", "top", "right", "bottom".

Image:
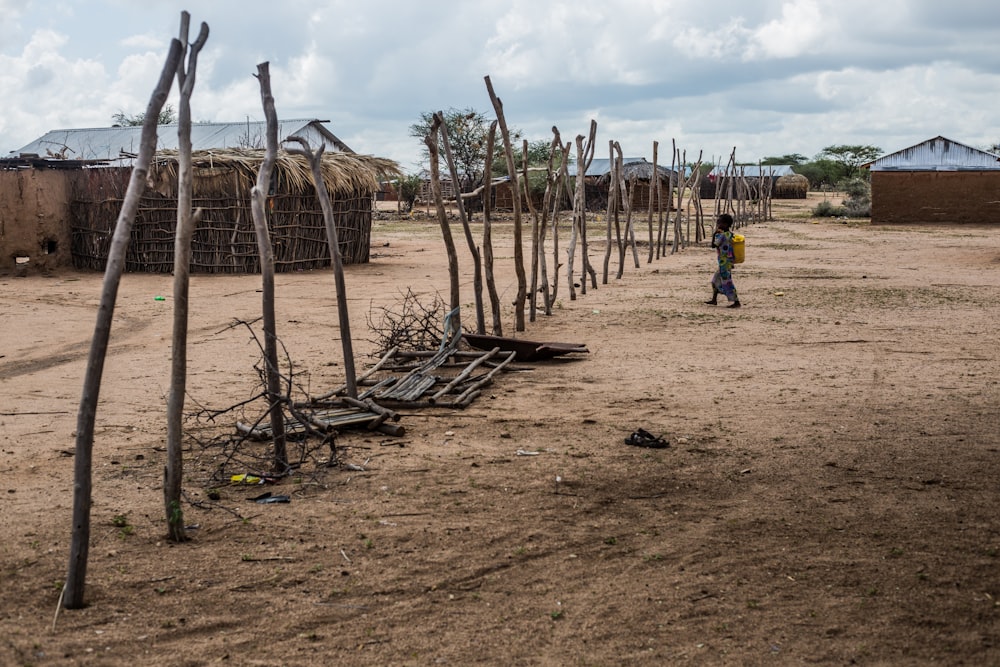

{"left": 65, "top": 37, "right": 184, "bottom": 611}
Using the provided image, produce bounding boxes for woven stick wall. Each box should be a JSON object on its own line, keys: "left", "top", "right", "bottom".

{"left": 70, "top": 149, "right": 399, "bottom": 274}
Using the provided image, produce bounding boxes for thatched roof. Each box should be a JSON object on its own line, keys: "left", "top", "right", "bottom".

{"left": 148, "top": 148, "right": 401, "bottom": 198}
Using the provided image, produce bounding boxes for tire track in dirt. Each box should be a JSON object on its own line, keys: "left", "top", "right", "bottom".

{"left": 0, "top": 318, "right": 233, "bottom": 380}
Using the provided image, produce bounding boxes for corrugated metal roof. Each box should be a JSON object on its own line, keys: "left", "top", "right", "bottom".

{"left": 14, "top": 119, "right": 352, "bottom": 161}
{"left": 869, "top": 136, "right": 1000, "bottom": 171}
{"left": 709, "top": 165, "right": 796, "bottom": 178}
{"left": 567, "top": 157, "right": 645, "bottom": 177}
{"left": 567, "top": 157, "right": 689, "bottom": 178}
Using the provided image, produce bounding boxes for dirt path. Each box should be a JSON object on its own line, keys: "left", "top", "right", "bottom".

{"left": 2, "top": 198, "right": 999, "bottom": 665}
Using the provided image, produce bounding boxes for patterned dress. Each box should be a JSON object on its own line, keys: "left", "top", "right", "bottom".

{"left": 711, "top": 230, "right": 739, "bottom": 302}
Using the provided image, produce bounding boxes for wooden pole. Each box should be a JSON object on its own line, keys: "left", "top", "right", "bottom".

{"left": 602, "top": 140, "right": 615, "bottom": 284}
{"left": 578, "top": 121, "right": 598, "bottom": 293}
{"left": 519, "top": 140, "right": 541, "bottom": 321}
{"left": 436, "top": 111, "right": 485, "bottom": 334}
{"left": 65, "top": 35, "right": 184, "bottom": 611}
{"left": 549, "top": 135, "right": 571, "bottom": 308}
{"left": 647, "top": 142, "right": 658, "bottom": 263}
{"left": 165, "top": 12, "right": 208, "bottom": 543}
{"left": 424, "top": 115, "right": 462, "bottom": 338}
{"left": 481, "top": 121, "right": 502, "bottom": 335}
{"left": 250, "top": 62, "right": 288, "bottom": 472}
{"left": 485, "top": 76, "right": 527, "bottom": 331}
{"left": 285, "top": 137, "right": 359, "bottom": 399}
{"left": 536, "top": 131, "right": 560, "bottom": 314}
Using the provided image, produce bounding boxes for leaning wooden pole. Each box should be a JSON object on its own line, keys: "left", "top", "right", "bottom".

{"left": 425, "top": 115, "right": 462, "bottom": 338}
{"left": 485, "top": 75, "right": 527, "bottom": 332}
{"left": 285, "top": 137, "right": 358, "bottom": 398}
{"left": 65, "top": 36, "right": 184, "bottom": 610}
{"left": 165, "top": 13, "right": 209, "bottom": 543}
{"left": 436, "top": 111, "right": 485, "bottom": 334}
{"left": 250, "top": 62, "right": 288, "bottom": 472}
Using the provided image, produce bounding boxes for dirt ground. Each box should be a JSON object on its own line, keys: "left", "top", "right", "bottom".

{"left": 2, "top": 193, "right": 999, "bottom": 666}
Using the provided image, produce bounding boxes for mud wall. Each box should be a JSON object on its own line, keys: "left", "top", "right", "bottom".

{"left": 0, "top": 168, "right": 76, "bottom": 274}
{"left": 871, "top": 171, "right": 1000, "bottom": 224}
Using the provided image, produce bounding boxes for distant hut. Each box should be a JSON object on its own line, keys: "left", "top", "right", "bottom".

{"left": 600, "top": 160, "right": 679, "bottom": 212}
{"left": 71, "top": 149, "right": 399, "bottom": 273}
{"left": 569, "top": 157, "right": 676, "bottom": 212}
{"left": 774, "top": 173, "right": 809, "bottom": 199}
{"left": 866, "top": 136, "right": 1000, "bottom": 224}
{"left": 702, "top": 165, "right": 795, "bottom": 200}
{"left": 490, "top": 175, "right": 546, "bottom": 212}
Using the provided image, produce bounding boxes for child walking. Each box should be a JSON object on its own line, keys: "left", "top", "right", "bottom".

{"left": 705, "top": 213, "right": 741, "bottom": 308}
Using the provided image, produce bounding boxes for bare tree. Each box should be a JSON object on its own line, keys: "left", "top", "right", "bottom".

{"left": 65, "top": 35, "right": 184, "bottom": 611}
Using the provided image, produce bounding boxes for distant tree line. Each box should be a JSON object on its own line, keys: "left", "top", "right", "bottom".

{"left": 760, "top": 144, "right": 882, "bottom": 189}
{"left": 407, "top": 107, "right": 883, "bottom": 213}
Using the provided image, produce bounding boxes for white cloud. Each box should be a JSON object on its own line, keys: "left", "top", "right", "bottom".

{"left": 1, "top": 0, "right": 999, "bottom": 171}
{"left": 121, "top": 33, "right": 165, "bottom": 50}
{"left": 747, "top": 0, "right": 827, "bottom": 59}
{"left": 672, "top": 19, "right": 752, "bottom": 61}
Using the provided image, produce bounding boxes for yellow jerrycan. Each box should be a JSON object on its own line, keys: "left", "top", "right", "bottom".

{"left": 732, "top": 234, "right": 745, "bottom": 264}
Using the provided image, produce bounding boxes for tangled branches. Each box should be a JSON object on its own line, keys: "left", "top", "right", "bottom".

{"left": 184, "top": 318, "right": 340, "bottom": 492}
{"left": 366, "top": 288, "right": 449, "bottom": 357}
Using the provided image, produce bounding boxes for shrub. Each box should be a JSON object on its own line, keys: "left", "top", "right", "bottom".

{"left": 399, "top": 174, "right": 422, "bottom": 212}
{"left": 841, "top": 177, "right": 871, "bottom": 217}
{"left": 812, "top": 199, "right": 844, "bottom": 217}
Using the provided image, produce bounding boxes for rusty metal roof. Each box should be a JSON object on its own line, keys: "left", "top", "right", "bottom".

{"left": 868, "top": 136, "right": 1000, "bottom": 171}
{"left": 13, "top": 119, "right": 353, "bottom": 162}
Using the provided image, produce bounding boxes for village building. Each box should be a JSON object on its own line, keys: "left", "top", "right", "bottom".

{"left": 701, "top": 165, "right": 808, "bottom": 200}
{"left": 568, "top": 157, "right": 680, "bottom": 212}
{"left": 866, "top": 136, "right": 1000, "bottom": 224}
{"left": 0, "top": 120, "right": 397, "bottom": 274}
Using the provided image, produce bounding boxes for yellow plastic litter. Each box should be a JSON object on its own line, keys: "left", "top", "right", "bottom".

{"left": 774, "top": 292, "right": 785, "bottom": 297}
{"left": 732, "top": 234, "right": 745, "bottom": 264}
{"left": 231, "top": 474, "right": 261, "bottom": 485}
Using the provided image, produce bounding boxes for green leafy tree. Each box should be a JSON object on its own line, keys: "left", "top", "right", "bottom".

{"left": 409, "top": 107, "right": 493, "bottom": 192}
{"left": 491, "top": 138, "right": 560, "bottom": 201}
{"left": 761, "top": 153, "right": 807, "bottom": 165}
{"left": 816, "top": 144, "right": 882, "bottom": 180}
{"left": 795, "top": 159, "right": 846, "bottom": 189}
{"left": 492, "top": 138, "right": 553, "bottom": 176}
{"left": 111, "top": 104, "right": 177, "bottom": 127}
{"left": 398, "top": 173, "right": 422, "bottom": 212}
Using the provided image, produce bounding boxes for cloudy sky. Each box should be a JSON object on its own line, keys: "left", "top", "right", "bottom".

{"left": 1, "top": 0, "right": 998, "bottom": 171}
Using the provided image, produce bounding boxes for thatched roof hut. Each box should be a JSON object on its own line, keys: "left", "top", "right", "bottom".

{"left": 596, "top": 160, "right": 678, "bottom": 212}
{"left": 71, "top": 148, "right": 399, "bottom": 273}
{"left": 774, "top": 173, "right": 809, "bottom": 199}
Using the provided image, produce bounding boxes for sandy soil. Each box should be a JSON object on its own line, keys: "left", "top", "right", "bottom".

{"left": 2, "top": 194, "right": 1000, "bottom": 666}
